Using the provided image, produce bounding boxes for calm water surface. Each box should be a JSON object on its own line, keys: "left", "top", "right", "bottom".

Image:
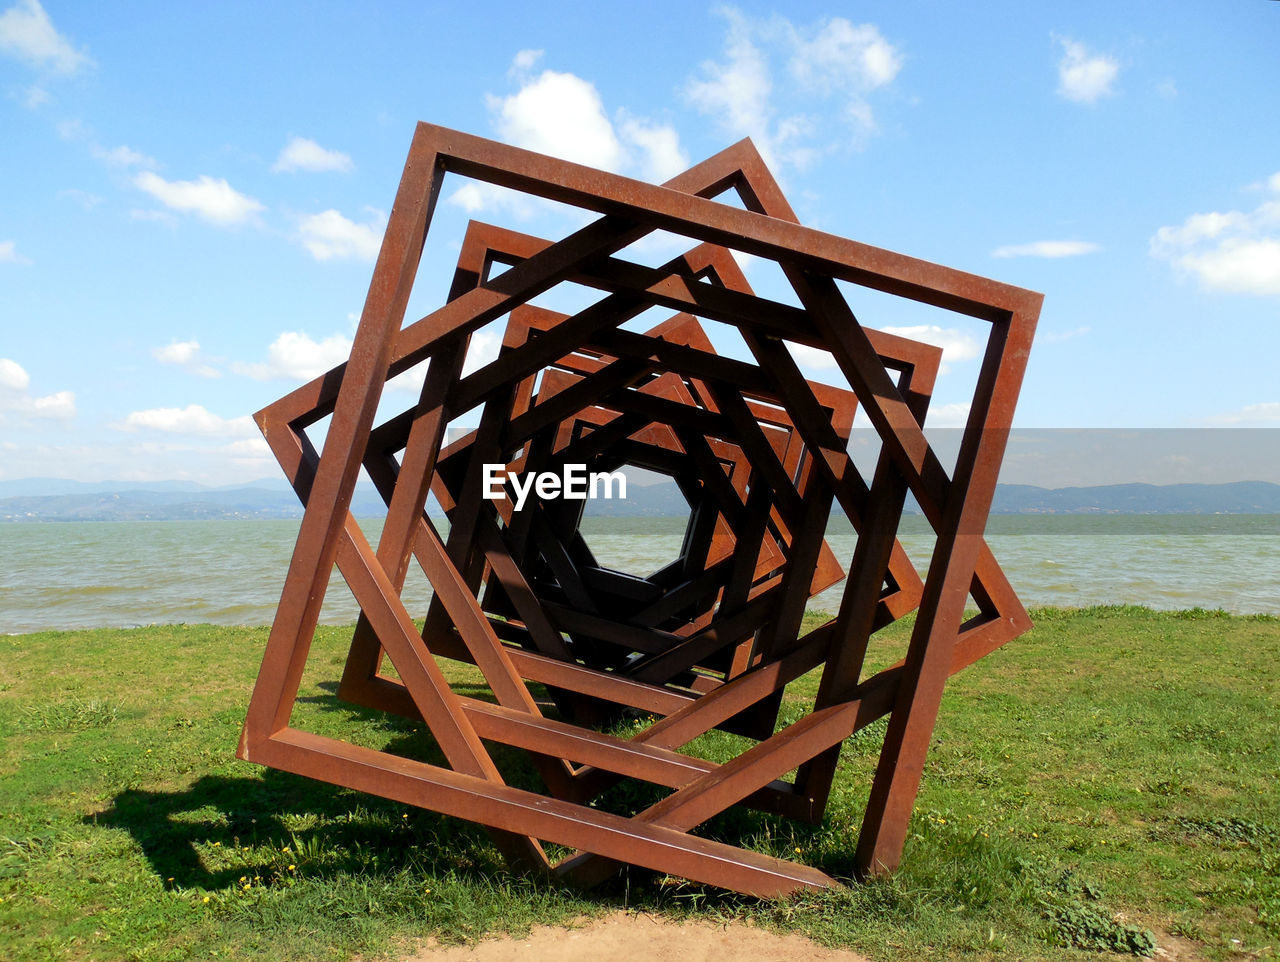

{"left": 1, "top": 515, "right": 1276, "bottom": 633}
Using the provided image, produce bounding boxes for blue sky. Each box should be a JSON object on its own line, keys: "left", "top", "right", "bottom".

{"left": 1, "top": 1, "right": 1278, "bottom": 486}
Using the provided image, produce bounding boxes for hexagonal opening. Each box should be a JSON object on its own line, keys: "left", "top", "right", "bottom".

{"left": 575, "top": 462, "right": 694, "bottom": 580}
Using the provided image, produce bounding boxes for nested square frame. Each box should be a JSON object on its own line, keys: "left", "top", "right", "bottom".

{"left": 238, "top": 122, "right": 1041, "bottom": 896}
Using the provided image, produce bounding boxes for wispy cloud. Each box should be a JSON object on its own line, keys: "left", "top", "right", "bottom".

{"left": 272, "top": 136, "right": 354, "bottom": 173}
{"left": 20, "top": 82, "right": 47, "bottom": 108}
{"left": 1202, "top": 402, "right": 1280, "bottom": 426}
{"left": 1151, "top": 172, "right": 1280, "bottom": 296}
{"left": 992, "top": 240, "right": 1101, "bottom": 259}
{"left": 685, "top": 9, "right": 903, "bottom": 169}
{"left": 1055, "top": 36, "right": 1119, "bottom": 104}
{"left": 0, "top": 0, "right": 91, "bottom": 75}
{"left": 151, "top": 340, "right": 220, "bottom": 378}
{"left": 133, "top": 171, "right": 264, "bottom": 226}
{"left": 0, "top": 357, "right": 75, "bottom": 419}
{"left": 0, "top": 239, "right": 32, "bottom": 264}
{"left": 91, "top": 143, "right": 156, "bottom": 169}
{"left": 231, "top": 331, "right": 354, "bottom": 381}
{"left": 297, "top": 208, "right": 384, "bottom": 261}
{"left": 114, "top": 404, "right": 256, "bottom": 437}
{"left": 880, "top": 324, "right": 980, "bottom": 374}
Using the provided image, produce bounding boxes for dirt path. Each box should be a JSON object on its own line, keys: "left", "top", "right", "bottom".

{"left": 404, "top": 911, "right": 871, "bottom": 962}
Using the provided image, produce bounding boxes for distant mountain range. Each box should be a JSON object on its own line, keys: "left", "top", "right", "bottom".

{"left": 2, "top": 478, "right": 1279, "bottom": 522}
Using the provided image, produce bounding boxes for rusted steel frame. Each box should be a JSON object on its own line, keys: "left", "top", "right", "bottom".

{"left": 241, "top": 125, "right": 440, "bottom": 746}
{"left": 258, "top": 144, "right": 771, "bottom": 444}
{"left": 626, "top": 592, "right": 779, "bottom": 685}
{"left": 254, "top": 726, "right": 835, "bottom": 898}
{"left": 716, "top": 470, "right": 776, "bottom": 615}
{"left": 792, "top": 415, "right": 920, "bottom": 812}
{"left": 457, "top": 697, "right": 793, "bottom": 812}
{"left": 371, "top": 244, "right": 844, "bottom": 634}
{"left": 500, "top": 356, "right": 658, "bottom": 448}
{"left": 563, "top": 621, "right": 837, "bottom": 812}
{"left": 540, "top": 602, "right": 686, "bottom": 656}
{"left": 439, "top": 250, "right": 773, "bottom": 424}
{"left": 474, "top": 518, "right": 575, "bottom": 662}
{"left": 806, "top": 306, "right": 1035, "bottom": 873}
{"left": 459, "top": 697, "right": 832, "bottom": 821}
{"left": 431, "top": 128, "right": 1023, "bottom": 323}
{"left": 421, "top": 376, "right": 521, "bottom": 662}
{"left": 248, "top": 148, "right": 796, "bottom": 445}
{"left": 327, "top": 514, "right": 548, "bottom": 868}
{"left": 234, "top": 139, "right": 544, "bottom": 864}
{"left": 695, "top": 386, "right": 807, "bottom": 526}
{"left": 623, "top": 558, "right": 739, "bottom": 629}
{"left": 748, "top": 458, "right": 836, "bottom": 666}
{"left": 715, "top": 153, "right": 1029, "bottom": 613}
{"left": 248, "top": 127, "right": 716, "bottom": 749}
{"left": 241, "top": 127, "right": 1039, "bottom": 895}
{"left": 560, "top": 670, "right": 901, "bottom": 886}
{"left": 733, "top": 328, "right": 931, "bottom": 617}
{"left": 527, "top": 510, "right": 600, "bottom": 615}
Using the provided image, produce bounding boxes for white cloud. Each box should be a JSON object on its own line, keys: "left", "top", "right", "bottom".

{"left": 115, "top": 404, "right": 255, "bottom": 437}
{"left": 786, "top": 342, "right": 838, "bottom": 370}
{"left": 0, "top": 239, "right": 31, "bottom": 264}
{"left": 1055, "top": 36, "right": 1119, "bottom": 104}
{"left": 685, "top": 9, "right": 903, "bottom": 168}
{"left": 1203, "top": 402, "right": 1280, "bottom": 426}
{"left": 152, "top": 340, "right": 220, "bottom": 378}
{"left": 232, "top": 331, "right": 353, "bottom": 382}
{"left": 1151, "top": 174, "right": 1280, "bottom": 295}
{"left": 223, "top": 437, "right": 271, "bottom": 456}
{"left": 686, "top": 9, "right": 774, "bottom": 153}
{"left": 133, "top": 171, "right": 264, "bottom": 226}
{"left": 455, "top": 54, "right": 692, "bottom": 214}
{"left": 448, "top": 181, "right": 539, "bottom": 218}
{"left": 297, "top": 208, "right": 384, "bottom": 261}
{"left": 460, "top": 328, "right": 502, "bottom": 377}
{"left": 0, "top": 0, "right": 91, "bottom": 75}
{"left": 0, "top": 357, "right": 75, "bottom": 419}
{"left": 21, "top": 83, "right": 47, "bottom": 107}
{"left": 91, "top": 143, "right": 156, "bottom": 168}
{"left": 992, "top": 240, "right": 1101, "bottom": 259}
{"left": 788, "top": 17, "right": 902, "bottom": 93}
{"left": 509, "top": 48, "right": 543, "bottom": 75}
{"left": 487, "top": 68, "right": 624, "bottom": 171}
{"left": 273, "top": 136, "right": 354, "bottom": 173}
{"left": 851, "top": 399, "right": 970, "bottom": 431}
{"left": 924, "top": 402, "right": 971, "bottom": 428}
{"left": 0, "top": 357, "right": 30, "bottom": 391}
{"left": 789, "top": 327, "right": 978, "bottom": 378}
{"left": 618, "top": 115, "right": 689, "bottom": 183}
{"left": 880, "top": 324, "right": 981, "bottom": 374}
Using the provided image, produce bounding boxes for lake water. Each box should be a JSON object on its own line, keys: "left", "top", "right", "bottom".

{"left": 1, "top": 515, "right": 1277, "bottom": 634}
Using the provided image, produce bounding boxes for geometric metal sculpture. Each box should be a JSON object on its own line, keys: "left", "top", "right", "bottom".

{"left": 238, "top": 122, "right": 1041, "bottom": 896}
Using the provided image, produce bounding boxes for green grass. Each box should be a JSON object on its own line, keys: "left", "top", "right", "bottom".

{"left": 0, "top": 606, "right": 1276, "bottom": 961}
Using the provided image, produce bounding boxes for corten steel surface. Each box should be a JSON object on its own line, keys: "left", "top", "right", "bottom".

{"left": 238, "top": 122, "right": 1041, "bottom": 896}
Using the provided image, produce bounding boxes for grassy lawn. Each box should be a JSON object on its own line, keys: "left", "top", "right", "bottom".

{"left": 0, "top": 606, "right": 1276, "bottom": 961}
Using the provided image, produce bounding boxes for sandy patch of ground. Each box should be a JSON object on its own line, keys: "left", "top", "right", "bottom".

{"left": 404, "top": 910, "right": 871, "bottom": 962}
